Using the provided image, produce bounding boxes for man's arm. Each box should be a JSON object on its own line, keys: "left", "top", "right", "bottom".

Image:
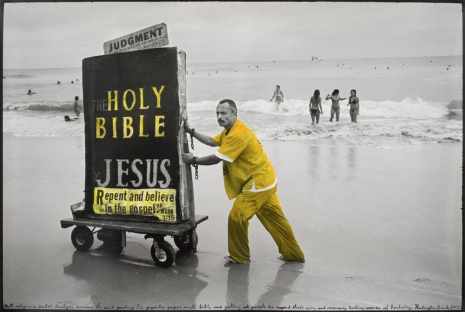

{"left": 182, "top": 153, "right": 221, "bottom": 166}
{"left": 191, "top": 129, "right": 217, "bottom": 147}
{"left": 184, "top": 119, "right": 217, "bottom": 147}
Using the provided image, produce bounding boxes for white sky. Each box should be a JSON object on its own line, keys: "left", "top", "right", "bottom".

{"left": 2, "top": 2, "right": 463, "bottom": 69}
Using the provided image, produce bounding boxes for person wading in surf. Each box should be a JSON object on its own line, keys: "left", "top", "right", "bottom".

{"left": 270, "top": 85, "right": 284, "bottom": 108}
{"left": 347, "top": 89, "right": 360, "bottom": 123}
{"left": 309, "top": 89, "right": 323, "bottom": 125}
{"left": 326, "top": 89, "right": 346, "bottom": 122}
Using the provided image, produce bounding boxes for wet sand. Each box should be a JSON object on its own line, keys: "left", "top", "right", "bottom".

{"left": 2, "top": 132, "right": 462, "bottom": 310}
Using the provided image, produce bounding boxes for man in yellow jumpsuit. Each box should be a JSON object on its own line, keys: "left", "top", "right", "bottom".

{"left": 182, "top": 99, "right": 305, "bottom": 264}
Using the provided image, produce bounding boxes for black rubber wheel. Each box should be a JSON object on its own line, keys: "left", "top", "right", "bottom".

{"left": 174, "top": 230, "right": 198, "bottom": 252}
{"left": 71, "top": 226, "right": 94, "bottom": 251}
{"left": 150, "top": 240, "right": 175, "bottom": 268}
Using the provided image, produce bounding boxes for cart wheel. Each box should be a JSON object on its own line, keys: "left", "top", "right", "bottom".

{"left": 150, "top": 241, "right": 175, "bottom": 268}
{"left": 71, "top": 226, "right": 94, "bottom": 251}
{"left": 174, "top": 230, "right": 198, "bottom": 252}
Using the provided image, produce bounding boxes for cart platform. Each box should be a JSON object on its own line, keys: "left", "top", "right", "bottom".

{"left": 61, "top": 215, "right": 208, "bottom": 268}
{"left": 60, "top": 215, "right": 208, "bottom": 235}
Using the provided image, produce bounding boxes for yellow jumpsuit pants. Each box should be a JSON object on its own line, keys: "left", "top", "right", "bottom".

{"left": 228, "top": 186, "right": 305, "bottom": 263}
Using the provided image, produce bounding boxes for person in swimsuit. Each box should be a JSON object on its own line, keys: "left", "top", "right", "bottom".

{"left": 270, "top": 85, "right": 284, "bottom": 107}
{"left": 325, "top": 89, "right": 346, "bottom": 122}
{"left": 73, "top": 96, "right": 82, "bottom": 116}
{"left": 309, "top": 89, "right": 323, "bottom": 125}
{"left": 347, "top": 89, "right": 359, "bottom": 123}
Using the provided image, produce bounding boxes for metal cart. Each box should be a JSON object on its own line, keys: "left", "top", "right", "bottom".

{"left": 61, "top": 203, "right": 208, "bottom": 268}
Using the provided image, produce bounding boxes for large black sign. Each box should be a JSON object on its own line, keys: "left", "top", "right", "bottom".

{"left": 82, "top": 47, "right": 190, "bottom": 222}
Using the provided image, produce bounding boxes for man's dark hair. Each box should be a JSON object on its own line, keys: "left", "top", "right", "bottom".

{"left": 219, "top": 99, "right": 237, "bottom": 114}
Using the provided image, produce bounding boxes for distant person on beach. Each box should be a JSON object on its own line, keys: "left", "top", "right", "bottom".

{"left": 270, "top": 85, "right": 284, "bottom": 106}
{"left": 326, "top": 89, "right": 346, "bottom": 122}
{"left": 347, "top": 90, "right": 359, "bottom": 123}
{"left": 27, "top": 90, "right": 36, "bottom": 95}
{"left": 73, "top": 96, "right": 81, "bottom": 116}
{"left": 309, "top": 89, "right": 323, "bottom": 125}
{"left": 182, "top": 99, "right": 305, "bottom": 264}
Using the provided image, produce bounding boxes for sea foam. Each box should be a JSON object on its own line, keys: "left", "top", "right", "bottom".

{"left": 3, "top": 97, "right": 461, "bottom": 146}
{"left": 186, "top": 97, "right": 451, "bottom": 120}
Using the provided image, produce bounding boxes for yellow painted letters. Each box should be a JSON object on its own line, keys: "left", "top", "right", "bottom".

{"left": 96, "top": 118, "right": 106, "bottom": 138}
{"left": 123, "top": 117, "right": 133, "bottom": 138}
{"left": 123, "top": 89, "right": 136, "bottom": 111}
{"left": 112, "top": 117, "right": 118, "bottom": 138}
{"left": 139, "top": 88, "right": 149, "bottom": 110}
{"left": 139, "top": 115, "right": 149, "bottom": 137}
{"left": 155, "top": 116, "right": 165, "bottom": 137}
{"left": 152, "top": 86, "right": 165, "bottom": 108}
{"left": 108, "top": 91, "right": 118, "bottom": 111}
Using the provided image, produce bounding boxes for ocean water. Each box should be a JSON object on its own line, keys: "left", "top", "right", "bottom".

{"left": 3, "top": 55, "right": 462, "bottom": 148}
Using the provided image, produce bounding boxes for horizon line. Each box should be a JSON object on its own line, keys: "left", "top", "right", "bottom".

{"left": 3, "top": 54, "right": 463, "bottom": 70}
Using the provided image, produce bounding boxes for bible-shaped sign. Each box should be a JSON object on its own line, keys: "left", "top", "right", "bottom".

{"left": 82, "top": 47, "right": 193, "bottom": 223}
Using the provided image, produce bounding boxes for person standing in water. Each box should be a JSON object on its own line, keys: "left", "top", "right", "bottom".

{"left": 270, "top": 85, "right": 284, "bottom": 107}
{"left": 347, "top": 89, "right": 359, "bottom": 123}
{"left": 309, "top": 89, "right": 323, "bottom": 125}
{"left": 325, "top": 89, "right": 346, "bottom": 122}
{"left": 73, "top": 96, "right": 82, "bottom": 116}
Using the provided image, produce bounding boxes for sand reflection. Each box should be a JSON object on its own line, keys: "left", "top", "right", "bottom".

{"left": 63, "top": 249, "right": 207, "bottom": 307}
{"left": 254, "top": 262, "right": 304, "bottom": 307}
{"left": 225, "top": 261, "right": 304, "bottom": 309}
{"left": 308, "top": 145, "right": 320, "bottom": 180}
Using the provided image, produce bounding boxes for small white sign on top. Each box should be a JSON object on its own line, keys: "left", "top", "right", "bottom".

{"left": 103, "top": 23, "right": 169, "bottom": 55}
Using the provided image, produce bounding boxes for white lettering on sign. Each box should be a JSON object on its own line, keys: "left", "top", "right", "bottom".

{"left": 103, "top": 23, "right": 169, "bottom": 55}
